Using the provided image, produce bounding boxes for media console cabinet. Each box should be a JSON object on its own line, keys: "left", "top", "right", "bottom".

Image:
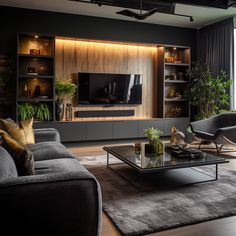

{"left": 33, "top": 118, "right": 189, "bottom": 142}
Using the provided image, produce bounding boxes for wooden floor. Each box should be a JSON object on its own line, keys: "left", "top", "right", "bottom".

{"left": 66, "top": 139, "right": 236, "bottom": 236}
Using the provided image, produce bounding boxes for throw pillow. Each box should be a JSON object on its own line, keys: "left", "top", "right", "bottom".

{"left": 0, "top": 117, "right": 35, "bottom": 145}
{"left": 0, "top": 129, "right": 35, "bottom": 176}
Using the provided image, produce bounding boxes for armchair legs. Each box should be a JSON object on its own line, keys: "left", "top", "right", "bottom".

{"left": 198, "top": 139, "right": 234, "bottom": 155}
{"left": 214, "top": 143, "right": 224, "bottom": 155}
{"left": 198, "top": 139, "right": 213, "bottom": 150}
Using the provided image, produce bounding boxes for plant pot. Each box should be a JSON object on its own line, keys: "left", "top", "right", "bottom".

{"left": 145, "top": 140, "right": 164, "bottom": 156}
{"left": 55, "top": 99, "right": 64, "bottom": 121}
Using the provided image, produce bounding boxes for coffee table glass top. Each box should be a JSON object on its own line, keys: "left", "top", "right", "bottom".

{"left": 103, "top": 144, "right": 229, "bottom": 172}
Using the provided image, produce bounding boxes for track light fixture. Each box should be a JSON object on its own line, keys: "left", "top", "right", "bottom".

{"left": 116, "top": 0, "right": 193, "bottom": 21}
{"left": 171, "top": 13, "right": 194, "bottom": 22}
{"left": 69, "top": 0, "right": 194, "bottom": 22}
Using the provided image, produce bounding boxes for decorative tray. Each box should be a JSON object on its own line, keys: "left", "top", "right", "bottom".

{"left": 165, "top": 145, "right": 203, "bottom": 158}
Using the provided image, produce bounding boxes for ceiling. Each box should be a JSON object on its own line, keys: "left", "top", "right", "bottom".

{"left": 1, "top": 0, "right": 236, "bottom": 29}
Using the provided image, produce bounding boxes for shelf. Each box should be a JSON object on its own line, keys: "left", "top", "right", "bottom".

{"left": 18, "top": 54, "right": 54, "bottom": 59}
{"left": 157, "top": 45, "right": 190, "bottom": 120}
{"left": 165, "top": 63, "right": 190, "bottom": 66}
{"left": 165, "top": 80, "right": 188, "bottom": 83}
{"left": 18, "top": 75, "right": 54, "bottom": 79}
{"left": 17, "top": 33, "right": 55, "bottom": 122}
{"left": 165, "top": 98, "right": 188, "bottom": 102}
{"left": 18, "top": 98, "right": 54, "bottom": 102}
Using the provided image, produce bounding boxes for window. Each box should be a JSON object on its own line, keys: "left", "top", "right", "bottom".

{"left": 234, "top": 28, "right": 236, "bottom": 109}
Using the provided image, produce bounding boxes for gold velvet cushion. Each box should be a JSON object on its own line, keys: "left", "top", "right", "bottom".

{"left": 0, "top": 118, "right": 35, "bottom": 145}
{"left": 0, "top": 129, "right": 35, "bottom": 176}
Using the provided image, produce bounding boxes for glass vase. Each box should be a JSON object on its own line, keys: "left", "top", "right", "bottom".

{"left": 149, "top": 140, "right": 164, "bottom": 156}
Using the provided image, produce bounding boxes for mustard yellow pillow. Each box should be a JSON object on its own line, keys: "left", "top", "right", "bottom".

{"left": 0, "top": 118, "right": 35, "bottom": 145}
{"left": 0, "top": 129, "right": 35, "bottom": 176}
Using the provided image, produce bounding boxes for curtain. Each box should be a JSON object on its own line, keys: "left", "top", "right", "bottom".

{"left": 197, "top": 17, "right": 234, "bottom": 78}
{"left": 197, "top": 17, "right": 234, "bottom": 107}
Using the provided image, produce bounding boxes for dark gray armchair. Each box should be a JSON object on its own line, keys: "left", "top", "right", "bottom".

{"left": 190, "top": 112, "right": 236, "bottom": 154}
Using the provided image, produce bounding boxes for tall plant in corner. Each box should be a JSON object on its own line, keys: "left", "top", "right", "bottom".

{"left": 55, "top": 79, "right": 77, "bottom": 121}
{"left": 185, "top": 63, "right": 232, "bottom": 120}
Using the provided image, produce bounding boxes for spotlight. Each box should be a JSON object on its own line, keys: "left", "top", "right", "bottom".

{"left": 190, "top": 16, "right": 194, "bottom": 22}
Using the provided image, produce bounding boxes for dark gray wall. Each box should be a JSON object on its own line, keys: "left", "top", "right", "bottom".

{"left": 0, "top": 6, "right": 196, "bottom": 120}
{"left": 0, "top": 6, "right": 196, "bottom": 58}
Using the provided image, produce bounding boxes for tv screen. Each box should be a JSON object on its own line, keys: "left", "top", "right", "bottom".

{"left": 77, "top": 72, "right": 143, "bottom": 105}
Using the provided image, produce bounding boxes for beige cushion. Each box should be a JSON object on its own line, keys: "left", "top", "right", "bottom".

{"left": 0, "top": 118, "right": 35, "bottom": 145}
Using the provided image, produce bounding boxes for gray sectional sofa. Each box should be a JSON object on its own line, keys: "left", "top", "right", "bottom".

{"left": 0, "top": 128, "right": 102, "bottom": 236}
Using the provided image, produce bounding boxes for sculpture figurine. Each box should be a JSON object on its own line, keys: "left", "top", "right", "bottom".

{"left": 170, "top": 127, "right": 186, "bottom": 146}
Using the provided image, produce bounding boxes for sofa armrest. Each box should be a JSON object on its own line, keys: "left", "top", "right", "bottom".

{"left": 34, "top": 128, "right": 61, "bottom": 143}
{"left": 0, "top": 172, "right": 102, "bottom": 236}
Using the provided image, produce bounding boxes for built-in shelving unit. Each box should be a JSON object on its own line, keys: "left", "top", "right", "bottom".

{"left": 15, "top": 33, "right": 191, "bottom": 141}
{"left": 16, "top": 33, "right": 55, "bottom": 121}
{"left": 157, "top": 45, "right": 190, "bottom": 119}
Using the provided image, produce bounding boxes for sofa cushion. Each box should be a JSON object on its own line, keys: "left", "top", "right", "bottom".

{"left": 0, "top": 118, "right": 35, "bottom": 145}
{"left": 0, "top": 146, "right": 18, "bottom": 180}
{"left": 0, "top": 129, "right": 35, "bottom": 176}
{"left": 35, "top": 158, "right": 87, "bottom": 175}
{"left": 28, "top": 141, "right": 75, "bottom": 161}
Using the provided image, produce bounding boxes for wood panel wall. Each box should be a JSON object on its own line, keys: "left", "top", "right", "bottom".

{"left": 55, "top": 38, "right": 157, "bottom": 120}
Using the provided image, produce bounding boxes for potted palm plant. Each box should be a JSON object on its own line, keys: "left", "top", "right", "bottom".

{"left": 55, "top": 80, "right": 77, "bottom": 121}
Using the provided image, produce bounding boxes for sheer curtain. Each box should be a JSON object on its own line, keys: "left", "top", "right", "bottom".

{"left": 197, "top": 17, "right": 234, "bottom": 108}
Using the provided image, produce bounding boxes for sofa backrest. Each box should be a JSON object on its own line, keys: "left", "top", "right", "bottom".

{"left": 0, "top": 146, "right": 18, "bottom": 180}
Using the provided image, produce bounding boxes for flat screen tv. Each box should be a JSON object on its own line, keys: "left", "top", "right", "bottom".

{"left": 77, "top": 72, "right": 143, "bottom": 105}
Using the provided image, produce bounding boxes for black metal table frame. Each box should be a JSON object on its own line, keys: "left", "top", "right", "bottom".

{"left": 105, "top": 149, "right": 228, "bottom": 187}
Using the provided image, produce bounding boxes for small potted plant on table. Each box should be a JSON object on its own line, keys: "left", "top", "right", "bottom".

{"left": 144, "top": 127, "right": 163, "bottom": 156}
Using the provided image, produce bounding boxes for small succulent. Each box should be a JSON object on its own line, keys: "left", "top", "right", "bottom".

{"left": 144, "top": 127, "right": 163, "bottom": 143}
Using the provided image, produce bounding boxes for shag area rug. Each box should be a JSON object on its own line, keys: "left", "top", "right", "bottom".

{"left": 79, "top": 155, "right": 236, "bottom": 236}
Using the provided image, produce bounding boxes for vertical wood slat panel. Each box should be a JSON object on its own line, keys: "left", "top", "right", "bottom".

{"left": 55, "top": 38, "right": 157, "bottom": 119}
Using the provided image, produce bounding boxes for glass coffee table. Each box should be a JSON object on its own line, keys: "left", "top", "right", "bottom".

{"left": 103, "top": 144, "right": 229, "bottom": 184}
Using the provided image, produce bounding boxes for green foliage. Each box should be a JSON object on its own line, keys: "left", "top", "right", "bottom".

{"left": 55, "top": 80, "right": 77, "bottom": 100}
{"left": 185, "top": 63, "right": 232, "bottom": 120}
{"left": 219, "top": 109, "right": 236, "bottom": 113}
{"left": 144, "top": 127, "right": 163, "bottom": 143}
{"left": 17, "top": 103, "right": 35, "bottom": 121}
{"left": 34, "top": 103, "right": 51, "bottom": 121}
{"left": 18, "top": 103, "right": 51, "bottom": 121}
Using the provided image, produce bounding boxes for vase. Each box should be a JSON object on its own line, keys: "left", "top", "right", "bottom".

{"left": 149, "top": 140, "right": 164, "bottom": 156}
{"left": 65, "top": 103, "right": 73, "bottom": 121}
{"left": 55, "top": 99, "right": 64, "bottom": 121}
